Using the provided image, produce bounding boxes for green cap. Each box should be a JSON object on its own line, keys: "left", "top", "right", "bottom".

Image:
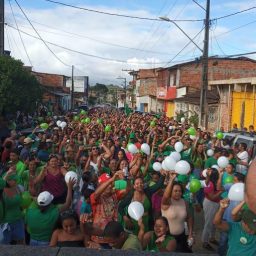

{"left": 129, "top": 132, "right": 135, "bottom": 139}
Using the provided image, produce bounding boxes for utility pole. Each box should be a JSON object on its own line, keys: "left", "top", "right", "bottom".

{"left": 71, "top": 65, "right": 74, "bottom": 109}
{"left": 116, "top": 77, "right": 127, "bottom": 107}
{"left": 0, "top": 0, "right": 4, "bottom": 55}
{"left": 199, "top": 0, "right": 210, "bottom": 129}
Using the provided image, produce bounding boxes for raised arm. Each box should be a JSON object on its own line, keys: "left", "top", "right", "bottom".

{"left": 245, "top": 160, "right": 256, "bottom": 214}
{"left": 213, "top": 199, "right": 230, "bottom": 232}
{"left": 161, "top": 172, "right": 176, "bottom": 210}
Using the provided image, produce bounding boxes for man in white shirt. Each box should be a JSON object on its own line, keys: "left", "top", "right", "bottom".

{"left": 236, "top": 143, "right": 249, "bottom": 175}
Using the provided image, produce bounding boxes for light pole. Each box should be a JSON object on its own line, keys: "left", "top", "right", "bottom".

{"left": 116, "top": 77, "right": 127, "bottom": 107}
{"left": 159, "top": 2, "right": 210, "bottom": 129}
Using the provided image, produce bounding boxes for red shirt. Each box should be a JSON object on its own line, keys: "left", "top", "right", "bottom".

{"left": 204, "top": 181, "right": 221, "bottom": 203}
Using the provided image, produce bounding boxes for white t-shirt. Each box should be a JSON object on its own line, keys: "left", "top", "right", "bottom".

{"left": 236, "top": 151, "right": 249, "bottom": 174}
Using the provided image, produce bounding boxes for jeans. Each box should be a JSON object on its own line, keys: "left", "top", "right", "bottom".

{"left": 218, "top": 231, "right": 228, "bottom": 256}
{"left": 2, "top": 219, "right": 25, "bottom": 244}
{"left": 30, "top": 239, "right": 49, "bottom": 246}
{"left": 202, "top": 198, "right": 219, "bottom": 243}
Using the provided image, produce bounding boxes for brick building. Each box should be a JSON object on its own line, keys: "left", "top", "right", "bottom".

{"left": 130, "top": 57, "right": 256, "bottom": 129}
{"left": 31, "top": 71, "right": 71, "bottom": 112}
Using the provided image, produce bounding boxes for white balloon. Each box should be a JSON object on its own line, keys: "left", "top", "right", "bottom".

{"left": 169, "top": 126, "right": 173, "bottom": 130}
{"left": 202, "top": 169, "right": 208, "bottom": 178}
{"left": 128, "top": 201, "right": 144, "bottom": 221}
{"left": 211, "top": 165, "right": 219, "bottom": 170}
{"left": 165, "top": 156, "right": 176, "bottom": 171}
{"left": 161, "top": 160, "right": 169, "bottom": 171}
{"left": 153, "top": 162, "right": 162, "bottom": 172}
{"left": 174, "top": 142, "right": 183, "bottom": 153}
{"left": 60, "top": 121, "right": 67, "bottom": 129}
{"left": 141, "top": 143, "right": 150, "bottom": 156}
{"left": 181, "top": 117, "right": 185, "bottom": 123}
{"left": 190, "top": 135, "right": 196, "bottom": 140}
{"left": 217, "top": 156, "right": 229, "bottom": 168}
{"left": 207, "top": 149, "right": 214, "bottom": 157}
{"left": 228, "top": 183, "right": 245, "bottom": 201}
{"left": 56, "top": 120, "right": 62, "bottom": 127}
{"left": 127, "top": 144, "right": 138, "bottom": 154}
{"left": 65, "top": 171, "right": 78, "bottom": 184}
{"left": 175, "top": 160, "right": 190, "bottom": 175}
{"left": 170, "top": 151, "right": 181, "bottom": 162}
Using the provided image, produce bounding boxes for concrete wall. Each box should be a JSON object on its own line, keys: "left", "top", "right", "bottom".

{"left": 0, "top": 245, "right": 217, "bottom": 256}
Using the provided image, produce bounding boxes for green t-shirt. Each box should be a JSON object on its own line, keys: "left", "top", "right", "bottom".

{"left": 147, "top": 232, "right": 175, "bottom": 252}
{"left": 227, "top": 222, "right": 256, "bottom": 256}
{"left": 102, "top": 167, "right": 111, "bottom": 175}
{"left": 204, "top": 157, "right": 217, "bottom": 169}
{"left": 122, "top": 234, "right": 142, "bottom": 251}
{"left": 25, "top": 204, "right": 60, "bottom": 241}
{"left": 3, "top": 191, "right": 23, "bottom": 223}
{"left": 181, "top": 147, "right": 192, "bottom": 163}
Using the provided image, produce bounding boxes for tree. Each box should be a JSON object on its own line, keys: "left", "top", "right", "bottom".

{"left": 0, "top": 56, "right": 43, "bottom": 114}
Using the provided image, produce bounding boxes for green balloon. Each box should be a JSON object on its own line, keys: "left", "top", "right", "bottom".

{"left": 47, "top": 112, "right": 52, "bottom": 117}
{"left": 20, "top": 191, "right": 32, "bottom": 209}
{"left": 150, "top": 121, "right": 156, "bottom": 127}
{"left": 97, "top": 118, "right": 102, "bottom": 124}
{"left": 40, "top": 123, "right": 49, "bottom": 130}
{"left": 177, "top": 174, "right": 189, "bottom": 184}
{"left": 85, "top": 117, "right": 91, "bottom": 124}
{"left": 80, "top": 110, "right": 86, "bottom": 115}
{"left": 114, "top": 180, "right": 127, "bottom": 190}
{"left": 216, "top": 131, "right": 224, "bottom": 140}
{"left": 81, "top": 119, "right": 86, "bottom": 124}
{"left": 187, "top": 127, "right": 196, "bottom": 136}
{"left": 73, "top": 116, "right": 79, "bottom": 121}
{"left": 224, "top": 175, "right": 234, "bottom": 185}
{"left": 105, "top": 125, "right": 111, "bottom": 132}
{"left": 189, "top": 179, "right": 201, "bottom": 193}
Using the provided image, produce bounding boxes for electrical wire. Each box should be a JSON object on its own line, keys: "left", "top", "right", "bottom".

{"left": 215, "top": 19, "right": 256, "bottom": 38}
{"left": 163, "top": 25, "right": 205, "bottom": 67}
{"left": 7, "top": 23, "right": 180, "bottom": 65}
{"left": 7, "top": 23, "right": 203, "bottom": 66}
{"left": 5, "top": 26, "right": 12, "bottom": 51}
{"left": 191, "top": 0, "right": 206, "bottom": 11}
{"left": 213, "top": 6, "right": 256, "bottom": 21}
{"left": 9, "top": 0, "right": 33, "bottom": 66}
{"left": 14, "top": 0, "right": 70, "bottom": 67}
{"left": 212, "top": 30, "right": 226, "bottom": 55}
{"left": 12, "top": 22, "right": 177, "bottom": 56}
{"left": 44, "top": 0, "right": 204, "bottom": 22}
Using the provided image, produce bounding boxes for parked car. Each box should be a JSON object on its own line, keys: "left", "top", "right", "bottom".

{"left": 232, "top": 134, "right": 256, "bottom": 159}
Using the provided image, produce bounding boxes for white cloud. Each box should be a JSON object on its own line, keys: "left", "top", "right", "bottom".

{"left": 4, "top": 1, "right": 256, "bottom": 85}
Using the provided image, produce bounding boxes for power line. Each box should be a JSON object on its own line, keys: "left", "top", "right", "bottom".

{"left": 6, "top": 24, "right": 170, "bottom": 65}
{"left": 191, "top": 0, "right": 206, "bottom": 11}
{"left": 213, "top": 6, "right": 256, "bottom": 21}
{"left": 12, "top": 21, "right": 176, "bottom": 56}
{"left": 9, "top": 0, "right": 32, "bottom": 66}
{"left": 164, "top": 25, "right": 205, "bottom": 67}
{"left": 44, "top": 0, "right": 203, "bottom": 22}
{"left": 215, "top": 19, "right": 256, "bottom": 38}
{"left": 7, "top": 23, "right": 201, "bottom": 66}
{"left": 14, "top": 0, "right": 70, "bottom": 67}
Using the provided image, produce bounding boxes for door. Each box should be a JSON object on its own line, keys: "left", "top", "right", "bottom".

{"left": 166, "top": 102, "right": 175, "bottom": 118}
{"left": 231, "top": 92, "right": 256, "bottom": 129}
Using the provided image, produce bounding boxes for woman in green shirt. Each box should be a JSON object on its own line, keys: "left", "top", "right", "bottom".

{"left": 2, "top": 172, "right": 24, "bottom": 244}
{"left": 138, "top": 216, "right": 176, "bottom": 252}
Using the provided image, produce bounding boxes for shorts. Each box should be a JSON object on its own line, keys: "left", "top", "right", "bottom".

{"left": 3, "top": 219, "right": 25, "bottom": 244}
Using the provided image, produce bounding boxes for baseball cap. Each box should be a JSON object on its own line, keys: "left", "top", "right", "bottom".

{"left": 241, "top": 209, "right": 256, "bottom": 232}
{"left": 37, "top": 191, "right": 54, "bottom": 206}
{"left": 98, "top": 173, "right": 111, "bottom": 184}
{"left": 24, "top": 137, "right": 34, "bottom": 145}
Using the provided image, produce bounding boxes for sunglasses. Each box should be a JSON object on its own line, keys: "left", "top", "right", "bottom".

{"left": 92, "top": 147, "right": 98, "bottom": 151}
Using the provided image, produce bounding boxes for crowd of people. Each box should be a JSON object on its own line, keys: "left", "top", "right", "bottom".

{"left": 0, "top": 107, "right": 255, "bottom": 255}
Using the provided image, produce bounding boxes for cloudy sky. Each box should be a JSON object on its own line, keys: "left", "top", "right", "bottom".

{"left": 4, "top": 0, "right": 256, "bottom": 85}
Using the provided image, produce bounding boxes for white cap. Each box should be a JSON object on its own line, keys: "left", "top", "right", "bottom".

{"left": 37, "top": 191, "right": 54, "bottom": 206}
